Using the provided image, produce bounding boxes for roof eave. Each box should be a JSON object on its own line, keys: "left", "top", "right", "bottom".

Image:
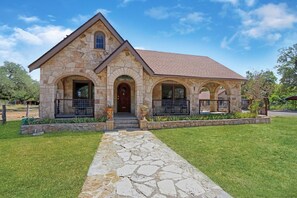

{"left": 94, "top": 40, "right": 155, "bottom": 75}
{"left": 28, "top": 13, "right": 124, "bottom": 72}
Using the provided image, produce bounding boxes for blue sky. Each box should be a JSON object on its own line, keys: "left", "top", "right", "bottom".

{"left": 1, "top": 0, "right": 297, "bottom": 80}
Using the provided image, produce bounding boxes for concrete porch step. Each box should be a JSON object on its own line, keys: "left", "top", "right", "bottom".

{"left": 115, "top": 123, "right": 140, "bottom": 129}
{"left": 114, "top": 113, "right": 139, "bottom": 129}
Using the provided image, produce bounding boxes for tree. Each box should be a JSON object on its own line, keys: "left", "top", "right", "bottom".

{"left": 0, "top": 61, "right": 39, "bottom": 101}
{"left": 243, "top": 70, "right": 277, "bottom": 100}
{"left": 242, "top": 70, "right": 277, "bottom": 113}
{"left": 275, "top": 43, "right": 297, "bottom": 89}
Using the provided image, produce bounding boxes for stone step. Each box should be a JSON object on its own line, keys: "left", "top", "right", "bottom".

{"left": 114, "top": 119, "right": 139, "bottom": 124}
{"left": 115, "top": 123, "right": 140, "bottom": 129}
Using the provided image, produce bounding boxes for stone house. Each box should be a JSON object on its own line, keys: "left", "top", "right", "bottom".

{"left": 29, "top": 13, "right": 245, "bottom": 120}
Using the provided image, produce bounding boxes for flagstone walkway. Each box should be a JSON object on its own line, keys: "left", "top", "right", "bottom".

{"left": 79, "top": 130, "right": 231, "bottom": 198}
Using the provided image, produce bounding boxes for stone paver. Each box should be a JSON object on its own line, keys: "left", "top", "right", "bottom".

{"left": 79, "top": 130, "right": 231, "bottom": 198}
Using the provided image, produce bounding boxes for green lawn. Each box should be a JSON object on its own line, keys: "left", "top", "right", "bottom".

{"left": 0, "top": 121, "right": 102, "bottom": 198}
{"left": 152, "top": 117, "right": 297, "bottom": 198}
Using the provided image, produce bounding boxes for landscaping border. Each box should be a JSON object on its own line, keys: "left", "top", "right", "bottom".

{"left": 20, "top": 122, "right": 107, "bottom": 134}
{"left": 145, "top": 117, "right": 270, "bottom": 130}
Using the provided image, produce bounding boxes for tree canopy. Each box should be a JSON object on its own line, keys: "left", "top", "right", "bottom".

{"left": 242, "top": 70, "right": 277, "bottom": 100}
{"left": 276, "top": 43, "right": 297, "bottom": 89}
{"left": 0, "top": 61, "right": 39, "bottom": 101}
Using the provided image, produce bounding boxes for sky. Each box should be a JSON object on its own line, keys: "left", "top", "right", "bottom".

{"left": 0, "top": 0, "right": 297, "bottom": 81}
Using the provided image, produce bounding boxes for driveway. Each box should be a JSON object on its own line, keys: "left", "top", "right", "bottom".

{"left": 79, "top": 130, "right": 231, "bottom": 198}
{"left": 268, "top": 110, "right": 297, "bottom": 117}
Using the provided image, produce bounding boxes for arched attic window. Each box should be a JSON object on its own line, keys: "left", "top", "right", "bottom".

{"left": 94, "top": 31, "right": 105, "bottom": 49}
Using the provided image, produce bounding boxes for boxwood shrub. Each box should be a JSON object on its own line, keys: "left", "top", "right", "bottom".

{"left": 147, "top": 112, "right": 257, "bottom": 122}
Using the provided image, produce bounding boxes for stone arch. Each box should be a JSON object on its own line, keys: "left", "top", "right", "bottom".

{"left": 50, "top": 69, "right": 101, "bottom": 87}
{"left": 107, "top": 67, "right": 143, "bottom": 117}
{"left": 150, "top": 77, "right": 191, "bottom": 98}
{"left": 198, "top": 80, "right": 231, "bottom": 96}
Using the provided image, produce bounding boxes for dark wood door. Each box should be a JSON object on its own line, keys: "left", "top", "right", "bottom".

{"left": 117, "top": 83, "right": 131, "bottom": 112}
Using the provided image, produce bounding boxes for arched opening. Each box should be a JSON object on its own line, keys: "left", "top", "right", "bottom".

{"left": 55, "top": 75, "right": 94, "bottom": 118}
{"left": 198, "top": 82, "right": 230, "bottom": 114}
{"left": 114, "top": 75, "right": 136, "bottom": 115}
{"left": 152, "top": 80, "right": 190, "bottom": 116}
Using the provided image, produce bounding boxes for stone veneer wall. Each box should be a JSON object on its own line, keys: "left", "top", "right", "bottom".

{"left": 145, "top": 117, "right": 270, "bottom": 130}
{"left": 21, "top": 122, "right": 106, "bottom": 134}
{"left": 38, "top": 19, "right": 243, "bottom": 119}
{"left": 143, "top": 72, "right": 243, "bottom": 116}
{"left": 39, "top": 20, "right": 120, "bottom": 118}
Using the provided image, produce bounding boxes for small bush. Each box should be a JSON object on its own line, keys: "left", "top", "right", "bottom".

{"left": 148, "top": 113, "right": 256, "bottom": 122}
{"left": 22, "top": 116, "right": 107, "bottom": 125}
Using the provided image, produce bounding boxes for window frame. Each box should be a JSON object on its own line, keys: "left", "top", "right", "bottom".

{"left": 73, "top": 80, "right": 94, "bottom": 100}
{"left": 161, "top": 83, "right": 186, "bottom": 101}
{"left": 94, "top": 31, "right": 105, "bottom": 49}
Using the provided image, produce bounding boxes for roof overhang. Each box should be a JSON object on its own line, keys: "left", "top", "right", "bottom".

{"left": 94, "top": 40, "right": 155, "bottom": 75}
{"left": 28, "top": 13, "right": 124, "bottom": 72}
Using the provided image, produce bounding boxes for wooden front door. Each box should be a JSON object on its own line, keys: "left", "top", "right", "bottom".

{"left": 117, "top": 83, "right": 131, "bottom": 112}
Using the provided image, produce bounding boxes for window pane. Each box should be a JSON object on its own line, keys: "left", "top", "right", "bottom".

{"left": 74, "top": 83, "right": 89, "bottom": 99}
{"left": 174, "top": 86, "right": 185, "bottom": 99}
{"left": 162, "top": 84, "right": 173, "bottom": 99}
{"left": 95, "top": 33, "right": 104, "bottom": 49}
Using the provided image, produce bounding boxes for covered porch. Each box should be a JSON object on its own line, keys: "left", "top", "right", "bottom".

{"left": 54, "top": 75, "right": 95, "bottom": 118}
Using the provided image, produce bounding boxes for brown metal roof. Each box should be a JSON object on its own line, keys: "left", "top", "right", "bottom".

{"left": 28, "top": 13, "right": 124, "bottom": 72}
{"left": 285, "top": 96, "right": 297, "bottom": 100}
{"left": 94, "top": 41, "right": 154, "bottom": 75}
{"left": 136, "top": 49, "right": 245, "bottom": 80}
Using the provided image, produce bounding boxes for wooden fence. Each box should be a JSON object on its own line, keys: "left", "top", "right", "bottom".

{"left": 1, "top": 105, "right": 6, "bottom": 125}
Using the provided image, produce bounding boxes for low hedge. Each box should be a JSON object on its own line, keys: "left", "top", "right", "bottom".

{"left": 147, "top": 112, "right": 257, "bottom": 122}
{"left": 22, "top": 116, "right": 107, "bottom": 125}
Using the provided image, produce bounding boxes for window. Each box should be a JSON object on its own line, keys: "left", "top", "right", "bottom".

{"left": 94, "top": 31, "right": 105, "bottom": 49}
{"left": 162, "top": 84, "right": 186, "bottom": 100}
{"left": 73, "top": 81, "right": 94, "bottom": 99}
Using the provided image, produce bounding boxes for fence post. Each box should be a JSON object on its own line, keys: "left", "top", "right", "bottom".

{"left": 26, "top": 102, "right": 29, "bottom": 117}
{"left": 2, "top": 105, "right": 6, "bottom": 125}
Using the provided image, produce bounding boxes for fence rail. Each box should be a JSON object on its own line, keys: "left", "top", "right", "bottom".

{"left": 152, "top": 99, "right": 190, "bottom": 116}
{"left": 198, "top": 99, "right": 230, "bottom": 114}
{"left": 55, "top": 99, "right": 94, "bottom": 118}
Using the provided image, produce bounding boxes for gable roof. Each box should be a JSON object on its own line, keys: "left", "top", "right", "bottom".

{"left": 136, "top": 50, "right": 245, "bottom": 80}
{"left": 94, "top": 41, "right": 154, "bottom": 75}
{"left": 28, "top": 13, "right": 124, "bottom": 72}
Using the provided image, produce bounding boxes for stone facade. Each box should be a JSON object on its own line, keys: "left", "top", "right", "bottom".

{"left": 145, "top": 117, "right": 271, "bottom": 130}
{"left": 38, "top": 18, "right": 243, "bottom": 119}
{"left": 21, "top": 122, "right": 106, "bottom": 134}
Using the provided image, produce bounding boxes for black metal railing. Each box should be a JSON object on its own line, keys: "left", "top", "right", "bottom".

{"left": 55, "top": 99, "right": 94, "bottom": 118}
{"left": 152, "top": 99, "right": 190, "bottom": 116}
{"left": 199, "top": 99, "right": 230, "bottom": 114}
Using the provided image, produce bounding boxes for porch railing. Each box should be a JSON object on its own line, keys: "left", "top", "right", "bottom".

{"left": 55, "top": 99, "right": 94, "bottom": 118}
{"left": 152, "top": 99, "right": 190, "bottom": 116}
{"left": 199, "top": 99, "right": 230, "bottom": 114}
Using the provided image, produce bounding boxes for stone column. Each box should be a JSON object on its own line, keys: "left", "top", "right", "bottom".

{"left": 39, "top": 85, "right": 56, "bottom": 118}
{"left": 209, "top": 91, "right": 217, "bottom": 112}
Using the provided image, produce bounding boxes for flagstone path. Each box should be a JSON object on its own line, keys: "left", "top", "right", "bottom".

{"left": 79, "top": 130, "right": 231, "bottom": 198}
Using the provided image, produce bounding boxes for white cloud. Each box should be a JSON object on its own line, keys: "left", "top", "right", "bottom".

{"left": 245, "top": 0, "right": 255, "bottom": 7}
{"left": 18, "top": 15, "right": 41, "bottom": 23}
{"left": 240, "top": 3, "right": 297, "bottom": 39}
{"left": 220, "top": 32, "right": 239, "bottom": 49}
{"left": 175, "top": 12, "right": 209, "bottom": 34}
{"left": 0, "top": 24, "right": 73, "bottom": 79}
{"left": 146, "top": 6, "right": 209, "bottom": 35}
{"left": 95, "top": 9, "right": 111, "bottom": 16}
{"left": 135, "top": 46, "right": 145, "bottom": 50}
{"left": 71, "top": 14, "right": 89, "bottom": 24}
{"left": 119, "top": 0, "right": 146, "bottom": 6}
{"left": 211, "top": 0, "right": 238, "bottom": 6}
{"left": 145, "top": 7, "right": 173, "bottom": 20}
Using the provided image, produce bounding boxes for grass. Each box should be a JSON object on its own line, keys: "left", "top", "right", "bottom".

{"left": 152, "top": 117, "right": 297, "bottom": 198}
{"left": 0, "top": 121, "right": 102, "bottom": 198}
